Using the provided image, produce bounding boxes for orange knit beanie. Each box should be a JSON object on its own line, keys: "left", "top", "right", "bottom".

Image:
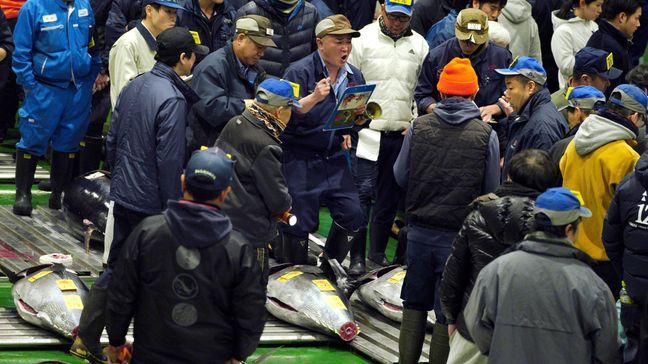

{"left": 437, "top": 57, "right": 479, "bottom": 96}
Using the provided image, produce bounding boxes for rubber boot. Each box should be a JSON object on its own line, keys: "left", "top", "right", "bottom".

{"left": 49, "top": 151, "right": 76, "bottom": 209}
{"left": 348, "top": 228, "right": 367, "bottom": 277}
{"left": 323, "top": 221, "right": 362, "bottom": 264}
{"left": 72, "top": 285, "right": 108, "bottom": 364}
{"left": 429, "top": 322, "right": 450, "bottom": 364}
{"left": 13, "top": 150, "right": 38, "bottom": 216}
{"left": 368, "top": 222, "right": 391, "bottom": 266}
{"left": 393, "top": 226, "right": 408, "bottom": 266}
{"left": 399, "top": 308, "right": 428, "bottom": 364}
{"left": 281, "top": 233, "right": 309, "bottom": 265}
{"left": 78, "top": 135, "right": 104, "bottom": 175}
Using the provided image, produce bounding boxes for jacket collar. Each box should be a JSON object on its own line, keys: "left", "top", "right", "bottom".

{"left": 242, "top": 109, "right": 282, "bottom": 143}
{"left": 450, "top": 38, "right": 489, "bottom": 61}
{"left": 517, "top": 231, "right": 595, "bottom": 265}
{"left": 510, "top": 88, "right": 552, "bottom": 127}
{"left": 600, "top": 20, "right": 632, "bottom": 48}
{"left": 136, "top": 21, "right": 157, "bottom": 51}
{"left": 225, "top": 42, "right": 264, "bottom": 85}
{"left": 495, "top": 180, "right": 541, "bottom": 199}
{"left": 150, "top": 62, "right": 200, "bottom": 105}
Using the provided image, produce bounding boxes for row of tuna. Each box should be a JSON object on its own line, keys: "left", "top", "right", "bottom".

{"left": 2, "top": 171, "right": 433, "bottom": 342}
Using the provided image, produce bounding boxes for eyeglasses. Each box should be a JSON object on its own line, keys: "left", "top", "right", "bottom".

{"left": 386, "top": 13, "right": 411, "bottom": 22}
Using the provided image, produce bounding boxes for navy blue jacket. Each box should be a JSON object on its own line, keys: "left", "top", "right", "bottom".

{"left": 107, "top": 62, "right": 199, "bottom": 214}
{"left": 177, "top": 0, "right": 236, "bottom": 63}
{"left": 502, "top": 88, "right": 567, "bottom": 179}
{"left": 282, "top": 51, "right": 365, "bottom": 156}
{"left": 410, "top": 0, "right": 459, "bottom": 38}
{"left": 604, "top": 153, "right": 648, "bottom": 304}
{"left": 586, "top": 20, "right": 633, "bottom": 95}
{"left": 188, "top": 42, "right": 266, "bottom": 150}
{"left": 237, "top": 0, "right": 319, "bottom": 77}
{"left": 105, "top": 0, "right": 141, "bottom": 59}
{"left": 415, "top": 39, "right": 512, "bottom": 114}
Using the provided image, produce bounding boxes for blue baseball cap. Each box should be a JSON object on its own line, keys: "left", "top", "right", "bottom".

{"left": 185, "top": 147, "right": 235, "bottom": 194}
{"left": 143, "top": 0, "right": 184, "bottom": 10}
{"left": 609, "top": 84, "right": 648, "bottom": 117}
{"left": 559, "top": 85, "right": 606, "bottom": 111}
{"left": 574, "top": 47, "right": 622, "bottom": 80}
{"left": 534, "top": 188, "right": 592, "bottom": 226}
{"left": 385, "top": 0, "right": 413, "bottom": 16}
{"left": 495, "top": 56, "right": 547, "bottom": 85}
{"left": 256, "top": 78, "right": 302, "bottom": 108}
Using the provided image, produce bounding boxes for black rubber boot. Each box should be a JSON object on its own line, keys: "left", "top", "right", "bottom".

{"left": 348, "top": 228, "right": 367, "bottom": 277}
{"left": 72, "top": 285, "right": 108, "bottom": 363}
{"left": 393, "top": 226, "right": 408, "bottom": 265}
{"left": 49, "top": 151, "right": 76, "bottom": 209}
{"left": 429, "top": 322, "right": 450, "bottom": 364}
{"left": 281, "top": 233, "right": 309, "bottom": 265}
{"left": 399, "top": 308, "right": 428, "bottom": 364}
{"left": 368, "top": 223, "right": 391, "bottom": 266}
{"left": 78, "top": 135, "right": 103, "bottom": 175}
{"left": 324, "top": 222, "right": 362, "bottom": 264}
{"left": 13, "top": 150, "right": 38, "bottom": 216}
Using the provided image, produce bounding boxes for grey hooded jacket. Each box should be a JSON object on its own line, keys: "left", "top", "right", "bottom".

{"left": 463, "top": 231, "right": 620, "bottom": 364}
{"left": 499, "top": 0, "right": 542, "bottom": 62}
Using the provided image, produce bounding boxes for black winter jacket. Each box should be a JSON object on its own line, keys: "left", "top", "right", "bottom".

{"left": 604, "top": 153, "right": 648, "bottom": 304}
{"left": 106, "top": 200, "right": 266, "bottom": 362}
{"left": 587, "top": 20, "right": 633, "bottom": 95}
{"left": 410, "top": 0, "right": 464, "bottom": 38}
{"left": 440, "top": 182, "right": 538, "bottom": 341}
{"left": 216, "top": 110, "right": 292, "bottom": 247}
{"left": 176, "top": 0, "right": 237, "bottom": 63}
{"left": 236, "top": 0, "right": 319, "bottom": 77}
{"left": 188, "top": 42, "right": 266, "bottom": 151}
{"left": 320, "top": 0, "right": 377, "bottom": 30}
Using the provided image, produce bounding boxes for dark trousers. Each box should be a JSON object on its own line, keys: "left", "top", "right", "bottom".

{"left": 95, "top": 203, "right": 151, "bottom": 289}
{"left": 281, "top": 151, "right": 366, "bottom": 238}
{"left": 0, "top": 19, "right": 21, "bottom": 139}
{"left": 356, "top": 132, "right": 403, "bottom": 225}
{"left": 593, "top": 260, "right": 622, "bottom": 300}
{"left": 401, "top": 224, "right": 456, "bottom": 324}
{"left": 622, "top": 301, "right": 642, "bottom": 364}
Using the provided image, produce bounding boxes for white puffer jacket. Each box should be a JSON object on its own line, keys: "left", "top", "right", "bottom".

{"left": 550, "top": 10, "right": 598, "bottom": 89}
{"left": 348, "top": 21, "right": 429, "bottom": 132}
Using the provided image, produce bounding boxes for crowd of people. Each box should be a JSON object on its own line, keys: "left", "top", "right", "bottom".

{"left": 1, "top": 0, "right": 648, "bottom": 362}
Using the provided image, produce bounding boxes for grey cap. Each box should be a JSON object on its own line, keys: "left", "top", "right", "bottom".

{"left": 236, "top": 15, "right": 278, "bottom": 48}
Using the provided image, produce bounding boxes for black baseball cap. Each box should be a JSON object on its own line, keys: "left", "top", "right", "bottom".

{"left": 185, "top": 147, "right": 236, "bottom": 194}
{"left": 574, "top": 47, "right": 623, "bottom": 80}
{"left": 156, "top": 27, "right": 209, "bottom": 59}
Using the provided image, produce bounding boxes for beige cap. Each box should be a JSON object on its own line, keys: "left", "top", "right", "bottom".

{"left": 236, "top": 15, "right": 278, "bottom": 47}
{"left": 455, "top": 8, "right": 489, "bottom": 45}
{"left": 315, "top": 15, "right": 360, "bottom": 38}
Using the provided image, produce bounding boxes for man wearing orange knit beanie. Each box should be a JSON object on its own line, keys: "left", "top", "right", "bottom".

{"left": 393, "top": 57, "right": 500, "bottom": 364}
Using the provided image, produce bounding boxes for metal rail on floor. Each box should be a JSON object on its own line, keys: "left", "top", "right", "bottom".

{"left": 0, "top": 153, "right": 49, "bottom": 182}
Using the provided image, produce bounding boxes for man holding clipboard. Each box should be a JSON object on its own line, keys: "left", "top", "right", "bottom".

{"left": 279, "top": 14, "right": 368, "bottom": 266}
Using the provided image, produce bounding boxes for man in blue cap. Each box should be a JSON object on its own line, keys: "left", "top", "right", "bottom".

{"left": 104, "top": 147, "right": 266, "bottom": 364}
{"left": 108, "top": 0, "right": 184, "bottom": 108}
{"left": 496, "top": 56, "right": 568, "bottom": 179}
{"left": 216, "top": 78, "right": 299, "bottom": 285}
{"left": 551, "top": 47, "right": 623, "bottom": 117}
{"left": 347, "top": 0, "right": 429, "bottom": 275}
{"left": 561, "top": 84, "right": 647, "bottom": 299}
{"left": 549, "top": 85, "right": 606, "bottom": 168}
{"left": 463, "top": 187, "right": 619, "bottom": 363}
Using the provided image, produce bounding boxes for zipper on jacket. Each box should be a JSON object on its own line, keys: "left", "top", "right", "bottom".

{"left": 67, "top": 2, "right": 75, "bottom": 85}
{"left": 40, "top": 57, "right": 48, "bottom": 74}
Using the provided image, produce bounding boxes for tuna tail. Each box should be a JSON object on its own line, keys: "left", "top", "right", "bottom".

{"left": 0, "top": 262, "right": 19, "bottom": 283}
{"left": 320, "top": 254, "right": 360, "bottom": 297}
{"left": 82, "top": 219, "right": 97, "bottom": 254}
